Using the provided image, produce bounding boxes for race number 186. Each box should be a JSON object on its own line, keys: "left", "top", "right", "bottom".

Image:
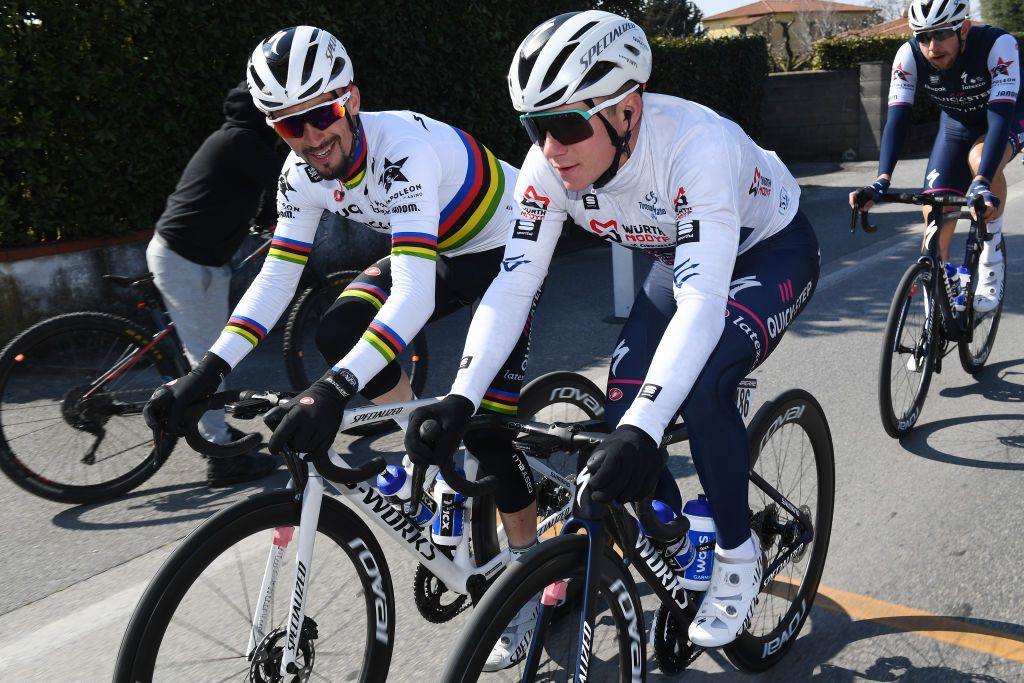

{"left": 734, "top": 378, "right": 757, "bottom": 419}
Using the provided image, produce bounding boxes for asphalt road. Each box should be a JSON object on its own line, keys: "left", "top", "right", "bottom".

{"left": 1, "top": 156, "right": 1023, "bottom": 681}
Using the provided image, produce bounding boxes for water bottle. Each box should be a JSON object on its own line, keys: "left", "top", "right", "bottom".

{"left": 376, "top": 464, "right": 436, "bottom": 527}
{"left": 943, "top": 262, "right": 960, "bottom": 303}
{"left": 680, "top": 495, "right": 717, "bottom": 591}
{"left": 641, "top": 499, "right": 693, "bottom": 560}
{"left": 954, "top": 265, "right": 971, "bottom": 313}
{"left": 431, "top": 470, "right": 466, "bottom": 546}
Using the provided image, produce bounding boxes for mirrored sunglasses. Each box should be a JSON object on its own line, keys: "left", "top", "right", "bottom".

{"left": 267, "top": 93, "right": 351, "bottom": 138}
{"left": 915, "top": 24, "right": 962, "bottom": 44}
{"left": 519, "top": 85, "right": 641, "bottom": 147}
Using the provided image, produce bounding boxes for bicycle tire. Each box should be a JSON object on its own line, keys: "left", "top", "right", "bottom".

{"left": 959, "top": 234, "right": 1006, "bottom": 374}
{"left": 114, "top": 490, "right": 394, "bottom": 683}
{"left": 440, "top": 534, "right": 645, "bottom": 682}
{"left": 878, "top": 261, "right": 936, "bottom": 438}
{"left": 724, "top": 389, "right": 835, "bottom": 672}
{"left": 414, "top": 371, "right": 606, "bottom": 622}
{"left": 282, "top": 269, "right": 429, "bottom": 436}
{"left": 0, "top": 312, "right": 180, "bottom": 504}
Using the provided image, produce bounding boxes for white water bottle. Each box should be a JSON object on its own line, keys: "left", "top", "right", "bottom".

{"left": 431, "top": 470, "right": 466, "bottom": 546}
{"left": 680, "top": 494, "right": 717, "bottom": 591}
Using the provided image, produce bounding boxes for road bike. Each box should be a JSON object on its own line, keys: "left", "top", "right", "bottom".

{"left": 0, "top": 228, "right": 426, "bottom": 504}
{"left": 112, "top": 370, "right": 605, "bottom": 682}
{"left": 852, "top": 193, "right": 1005, "bottom": 438}
{"left": 443, "top": 388, "right": 834, "bottom": 680}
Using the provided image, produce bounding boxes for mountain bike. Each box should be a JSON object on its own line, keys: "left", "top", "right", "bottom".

{"left": 852, "top": 193, "right": 1005, "bottom": 438}
{"left": 112, "top": 370, "right": 605, "bottom": 683}
{"left": 443, "top": 388, "right": 834, "bottom": 680}
{"left": 0, "top": 229, "right": 426, "bottom": 504}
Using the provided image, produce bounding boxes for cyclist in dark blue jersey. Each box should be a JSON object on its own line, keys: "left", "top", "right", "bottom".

{"left": 850, "top": 0, "right": 1021, "bottom": 314}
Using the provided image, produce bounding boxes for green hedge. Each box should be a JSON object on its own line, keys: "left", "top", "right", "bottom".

{"left": 1, "top": 3, "right": 768, "bottom": 248}
{"left": 652, "top": 35, "right": 769, "bottom": 137}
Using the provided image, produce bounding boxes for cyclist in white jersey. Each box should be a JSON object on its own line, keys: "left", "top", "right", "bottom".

{"left": 144, "top": 26, "right": 544, "bottom": 554}
{"left": 405, "top": 11, "right": 820, "bottom": 663}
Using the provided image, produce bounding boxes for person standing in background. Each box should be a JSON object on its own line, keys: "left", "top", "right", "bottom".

{"left": 146, "top": 80, "right": 283, "bottom": 486}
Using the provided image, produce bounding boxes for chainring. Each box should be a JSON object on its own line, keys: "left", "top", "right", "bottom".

{"left": 413, "top": 562, "right": 468, "bottom": 623}
{"left": 651, "top": 603, "right": 703, "bottom": 675}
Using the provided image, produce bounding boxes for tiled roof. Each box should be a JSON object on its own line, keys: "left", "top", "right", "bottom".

{"left": 705, "top": 0, "right": 877, "bottom": 21}
{"left": 833, "top": 16, "right": 912, "bottom": 37}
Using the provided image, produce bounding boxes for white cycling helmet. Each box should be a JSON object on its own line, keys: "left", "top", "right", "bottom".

{"left": 907, "top": 0, "right": 969, "bottom": 32}
{"left": 247, "top": 26, "right": 353, "bottom": 115}
{"left": 509, "top": 10, "right": 652, "bottom": 113}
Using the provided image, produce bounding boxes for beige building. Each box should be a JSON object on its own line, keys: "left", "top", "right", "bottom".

{"left": 704, "top": 0, "right": 880, "bottom": 66}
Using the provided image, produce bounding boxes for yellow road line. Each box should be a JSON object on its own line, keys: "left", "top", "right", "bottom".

{"left": 800, "top": 580, "right": 1024, "bottom": 663}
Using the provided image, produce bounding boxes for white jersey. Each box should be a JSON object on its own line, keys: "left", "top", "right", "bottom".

{"left": 450, "top": 93, "right": 801, "bottom": 441}
{"left": 209, "top": 110, "right": 517, "bottom": 389}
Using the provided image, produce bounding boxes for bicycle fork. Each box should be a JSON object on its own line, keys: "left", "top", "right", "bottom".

{"left": 245, "top": 471, "right": 325, "bottom": 677}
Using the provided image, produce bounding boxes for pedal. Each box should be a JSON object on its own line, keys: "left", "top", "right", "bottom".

{"left": 512, "top": 432, "right": 563, "bottom": 457}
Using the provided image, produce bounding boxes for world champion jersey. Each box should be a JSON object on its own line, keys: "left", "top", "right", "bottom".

{"left": 888, "top": 26, "right": 1020, "bottom": 125}
{"left": 210, "top": 110, "right": 518, "bottom": 389}
{"left": 450, "top": 93, "right": 802, "bottom": 441}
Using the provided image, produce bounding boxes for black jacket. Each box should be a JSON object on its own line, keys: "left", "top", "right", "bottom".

{"left": 155, "top": 81, "right": 282, "bottom": 267}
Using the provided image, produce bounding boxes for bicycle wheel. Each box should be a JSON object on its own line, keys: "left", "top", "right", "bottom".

{"left": 878, "top": 261, "right": 936, "bottom": 438}
{"left": 441, "top": 534, "right": 645, "bottom": 682}
{"left": 283, "top": 270, "right": 429, "bottom": 436}
{"left": 959, "top": 234, "right": 1006, "bottom": 374}
{"left": 725, "top": 389, "right": 835, "bottom": 672}
{"left": 0, "top": 312, "right": 180, "bottom": 504}
{"left": 415, "top": 371, "right": 607, "bottom": 623}
{"left": 114, "top": 491, "right": 394, "bottom": 682}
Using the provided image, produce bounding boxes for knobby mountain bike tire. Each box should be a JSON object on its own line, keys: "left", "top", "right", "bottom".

{"left": 959, "top": 234, "right": 1006, "bottom": 374}
{"left": 282, "top": 270, "right": 428, "bottom": 436}
{"left": 725, "top": 388, "right": 835, "bottom": 671}
{"left": 440, "top": 534, "right": 644, "bottom": 682}
{"left": 0, "top": 312, "right": 181, "bottom": 504}
{"left": 878, "top": 261, "right": 936, "bottom": 438}
{"left": 412, "top": 371, "right": 606, "bottom": 623}
{"left": 113, "top": 491, "right": 394, "bottom": 683}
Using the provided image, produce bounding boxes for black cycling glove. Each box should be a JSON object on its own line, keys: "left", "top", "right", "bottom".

{"left": 143, "top": 352, "right": 230, "bottom": 435}
{"left": 269, "top": 369, "right": 358, "bottom": 456}
{"left": 586, "top": 425, "right": 666, "bottom": 504}
{"left": 857, "top": 178, "right": 890, "bottom": 207}
{"left": 405, "top": 395, "right": 476, "bottom": 469}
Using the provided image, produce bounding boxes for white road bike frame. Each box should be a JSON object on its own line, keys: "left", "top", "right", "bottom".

{"left": 240, "top": 397, "right": 576, "bottom": 676}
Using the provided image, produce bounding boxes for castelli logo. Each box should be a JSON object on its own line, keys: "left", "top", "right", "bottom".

{"left": 608, "top": 388, "right": 623, "bottom": 401}
{"left": 300, "top": 397, "right": 315, "bottom": 405}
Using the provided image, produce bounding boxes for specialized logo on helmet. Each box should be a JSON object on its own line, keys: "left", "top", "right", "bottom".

{"left": 379, "top": 157, "right": 409, "bottom": 192}
{"left": 580, "top": 21, "right": 638, "bottom": 69}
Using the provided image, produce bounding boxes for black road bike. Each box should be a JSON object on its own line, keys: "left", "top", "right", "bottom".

{"left": 852, "top": 193, "right": 1005, "bottom": 438}
{"left": 443, "top": 388, "right": 835, "bottom": 680}
{"left": 0, "top": 229, "right": 426, "bottom": 503}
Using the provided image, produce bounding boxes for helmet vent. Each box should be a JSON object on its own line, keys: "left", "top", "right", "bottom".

{"left": 248, "top": 67, "right": 266, "bottom": 93}
{"left": 578, "top": 60, "right": 615, "bottom": 90}
{"left": 299, "top": 80, "right": 323, "bottom": 101}
{"left": 518, "top": 50, "right": 541, "bottom": 90}
{"left": 536, "top": 85, "right": 568, "bottom": 108}
{"left": 625, "top": 44, "right": 640, "bottom": 56}
{"left": 300, "top": 45, "right": 318, "bottom": 85}
{"left": 542, "top": 44, "right": 577, "bottom": 90}
{"left": 330, "top": 57, "right": 347, "bottom": 81}
{"left": 568, "top": 20, "right": 599, "bottom": 42}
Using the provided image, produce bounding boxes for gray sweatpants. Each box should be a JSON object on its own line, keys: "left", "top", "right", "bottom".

{"left": 146, "top": 234, "right": 232, "bottom": 442}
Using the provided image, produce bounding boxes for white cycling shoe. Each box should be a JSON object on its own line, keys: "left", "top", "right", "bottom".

{"left": 484, "top": 597, "right": 539, "bottom": 671}
{"left": 974, "top": 261, "right": 1004, "bottom": 314}
{"left": 688, "top": 533, "right": 763, "bottom": 648}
